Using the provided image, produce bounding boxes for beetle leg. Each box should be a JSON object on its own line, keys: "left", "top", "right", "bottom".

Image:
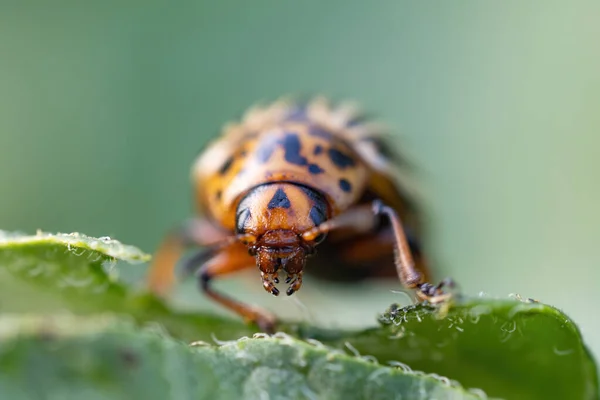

{"left": 146, "top": 218, "right": 230, "bottom": 296}
{"left": 302, "top": 200, "right": 453, "bottom": 303}
{"left": 195, "top": 242, "right": 277, "bottom": 333}
{"left": 370, "top": 200, "right": 443, "bottom": 300}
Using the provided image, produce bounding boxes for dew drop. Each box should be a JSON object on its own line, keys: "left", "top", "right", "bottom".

{"left": 553, "top": 346, "right": 574, "bottom": 356}
{"left": 387, "top": 360, "right": 413, "bottom": 372}
{"left": 189, "top": 340, "right": 210, "bottom": 347}
{"left": 344, "top": 341, "right": 361, "bottom": 357}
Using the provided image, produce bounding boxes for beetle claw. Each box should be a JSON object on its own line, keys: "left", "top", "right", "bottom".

{"left": 416, "top": 277, "right": 456, "bottom": 304}
{"left": 261, "top": 272, "right": 280, "bottom": 296}
{"left": 285, "top": 272, "right": 303, "bottom": 296}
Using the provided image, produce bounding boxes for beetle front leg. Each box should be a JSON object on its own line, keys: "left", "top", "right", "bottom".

{"left": 194, "top": 242, "right": 277, "bottom": 333}
{"left": 303, "top": 200, "right": 454, "bottom": 303}
{"left": 370, "top": 200, "right": 451, "bottom": 302}
{"left": 146, "top": 218, "right": 230, "bottom": 296}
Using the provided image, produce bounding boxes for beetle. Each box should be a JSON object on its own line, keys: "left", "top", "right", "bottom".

{"left": 146, "top": 97, "right": 452, "bottom": 331}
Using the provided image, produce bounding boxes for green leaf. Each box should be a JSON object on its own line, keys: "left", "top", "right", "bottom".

{"left": 309, "top": 300, "right": 599, "bottom": 400}
{"left": 0, "top": 230, "right": 254, "bottom": 340}
{"left": 0, "top": 315, "right": 480, "bottom": 400}
{"left": 0, "top": 230, "right": 597, "bottom": 399}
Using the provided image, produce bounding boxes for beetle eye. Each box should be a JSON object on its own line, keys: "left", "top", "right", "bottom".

{"left": 313, "top": 233, "right": 327, "bottom": 245}
{"left": 248, "top": 247, "right": 257, "bottom": 256}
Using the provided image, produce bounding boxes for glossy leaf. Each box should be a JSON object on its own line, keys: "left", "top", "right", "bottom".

{"left": 0, "top": 230, "right": 596, "bottom": 399}
{"left": 0, "top": 315, "right": 481, "bottom": 400}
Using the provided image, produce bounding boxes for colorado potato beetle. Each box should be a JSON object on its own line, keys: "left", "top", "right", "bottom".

{"left": 147, "top": 97, "right": 452, "bottom": 331}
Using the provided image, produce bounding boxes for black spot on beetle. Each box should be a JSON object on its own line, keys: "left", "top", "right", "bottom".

{"left": 299, "top": 185, "right": 328, "bottom": 220}
{"left": 339, "top": 178, "right": 352, "bottom": 193}
{"left": 282, "top": 133, "right": 308, "bottom": 166}
{"left": 267, "top": 188, "right": 291, "bottom": 209}
{"left": 215, "top": 190, "right": 222, "bottom": 201}
{"left": 236, "top": 208, "right": 252, "bottom": 233}
{"left": 218, "top": 156, "right": 235, "bottom": 175}
{"left": 308, "top": 163, "right": 324, "bottom": 174}
{"left": 299, "top": 185, "right": 323, "bottom": 203}
{"left": 313, "top": 145, "right": 323, "bottom": 155}
{"left": 309, "top": 205, "right": 326, "bottom": 226}
{"left": 328, "top": 148, "right": 356, "bottom": 169}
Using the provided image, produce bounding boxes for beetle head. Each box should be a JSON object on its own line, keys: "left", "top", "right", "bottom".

{"left": 235, "top": 183, "right": 330, "bottom": 296}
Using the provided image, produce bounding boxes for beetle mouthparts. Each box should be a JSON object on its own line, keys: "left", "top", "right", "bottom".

{"left": 260, "top": 271, "right": 303, "bottom": 297}
{"left": 261, "top": 271, "right": 280, "bottom": 296}
{"left": 285, "top": 272, "right": 303, "bottom": 296}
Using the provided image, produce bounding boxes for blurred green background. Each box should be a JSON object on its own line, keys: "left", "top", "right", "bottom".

{"left": 1, "top": 0, "right": 598, "bottom": 362}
